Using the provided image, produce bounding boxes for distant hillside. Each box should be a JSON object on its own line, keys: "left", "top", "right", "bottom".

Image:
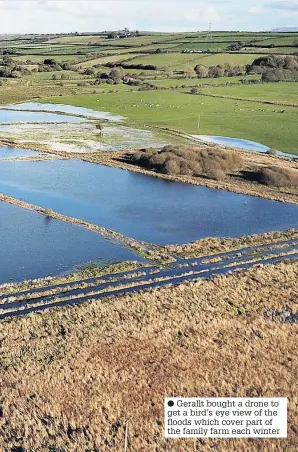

{"left": 271, "top": 27, "right": 298, "bottom": 32}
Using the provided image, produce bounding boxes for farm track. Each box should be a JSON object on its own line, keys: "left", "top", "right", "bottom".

{"left": 1, "top": 238, "right": 298, "bottom": 320}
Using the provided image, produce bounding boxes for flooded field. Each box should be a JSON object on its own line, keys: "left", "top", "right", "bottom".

{"left": 1, "top": 159, "right": 298, "bottom": 245}
{"left": 195, "top": 135, "right": 298, "bottom": 159}
{"left": 0, "top": 146, "right": 40, "bottom": 159}
{"left": 0, "top": 108, "right": 84, "bottom": 123}
{"left": 5, "top": 102, "right": 125, "bottom": 121}
{"left": 0, "top": 122, "right": 171, "bottom": 152}
{"left": 0, "top": 201, "right": 141, "bottom": 284}
{"left": 0, "top": 102, "right": 175, "bottom": 152}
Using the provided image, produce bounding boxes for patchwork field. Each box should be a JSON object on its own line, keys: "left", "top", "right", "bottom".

{"left": 0, "top": 29, "right": 297, "bottom": 451}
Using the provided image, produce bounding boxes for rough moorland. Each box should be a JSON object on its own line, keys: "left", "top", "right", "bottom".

{"left": 0, "top": 261, "right": 297, "bottom": 451}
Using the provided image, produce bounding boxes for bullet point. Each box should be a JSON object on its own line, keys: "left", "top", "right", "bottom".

{"left": 168, "top": 400, "right": 174, "bottom": 407}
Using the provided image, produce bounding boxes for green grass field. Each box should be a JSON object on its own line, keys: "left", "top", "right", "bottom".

{"left": 242, "top": 46, "right": 297, "bottom": 54}
{"left": 75, "top": 53, "right": 140, "bottom": 68}
{"left": 12, "top": 54, "right": 82, "bottom": 63}
{"left": 254, "top": 36, "right": 298, "bottom": 46}
{"left": 146, "top": 75, "right": 260, "bottom": 87}
{"left": 129, "top": 53, "right": 263, "bottom": 70}
{"left": 198, "top": 82, "right": 298, "bottom": 104}
{"left": 44, "top": 89, "right": 298, "bottom": 155}
{"left": 0, "top": 30, "right": 297, "bottom": 156}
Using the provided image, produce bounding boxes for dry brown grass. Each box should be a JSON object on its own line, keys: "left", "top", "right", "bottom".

{"left": 0, "top": 261, "right": 297, "bottom": 451}
{"left": 163, "top": 228, "right": 298, "bottom": 258}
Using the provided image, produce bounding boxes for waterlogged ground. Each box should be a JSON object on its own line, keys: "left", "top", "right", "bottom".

{"left": 194, "top": 135, "right": 298, "bottom": 159}
{"left": 0, "top": 122, "right": 172, "bottom": 153}
{"left": 5, "top": 102, "right": 125, "bottom": 122}
{"left": 0, "top": 102, "right": 179, "bottom": 152}
{"left": 0, "top": 201, "right": 141, "bottom": 284}
{"left": 0, "top": 146, "right": 40, "bottom": 159}
{"left": 0, "top": 108, "right": 84, "bottom": 124}
{"left": 1, "top": 159, "right": 298, "bottom": 245}
{"left": 1, "top": 104, "right": 298, "bottom": 283}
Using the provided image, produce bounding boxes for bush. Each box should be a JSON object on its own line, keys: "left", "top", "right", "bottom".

{"left": 266, "top": 149, "right": 277, "bottom": 156}
{"left": 258, "top": 166, "right": 298, "bottom": 187}
{"left": 164, "top": 159, "right": 181, "bottom": 175}
{"left": 105, "top": 62, "right": 157, "bottom": 71}
{"left": 247, "top": 55, "right": 298, "bottom": 82}
{"left": 126, "top": 145, "right": 243, "bottom": 180}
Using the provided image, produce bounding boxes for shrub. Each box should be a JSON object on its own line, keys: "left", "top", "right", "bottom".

{"left": 126, "top": 145, "right": 243, "bottom": 180}
{"left": 149, "top": 153, "right": 168, "bottom": 168}
{"left": 266, "top": 149, "right": 277, "bottom": 156}
{"left": 164, "top": 159, "right": 181, "bottom": 175}
{"left": 258, "top": 166, "right": 298, "bottom": 187}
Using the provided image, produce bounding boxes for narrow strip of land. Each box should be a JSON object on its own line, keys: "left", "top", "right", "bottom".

{"left": 1, "top": 238, "right": 297, "bottom": 319}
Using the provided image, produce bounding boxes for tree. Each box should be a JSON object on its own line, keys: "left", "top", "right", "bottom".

{"left": 194, "top": 64, "right": 208, "bottom": 78}
{"left": 83, "top": 67, "right": 95, "bottom": 76}
{"left": 110, "top": 67, "right": 122, "bottom": 79}
{"left": 208, "top": 65, "right": 224, "bottom": 78}
{"left": 3, "top": 55, "right": 13, "bottom": 66}
{"left": 96, "top": 123, "right": 104, "bottom": 137}
{"left": 44, "top": 58, "right": 57, "bottom": 66}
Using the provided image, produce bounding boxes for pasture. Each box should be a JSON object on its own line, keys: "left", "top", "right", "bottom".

{"left": 0, "top": 29, "right": 297, "bottom": 156}
{"left": 45, "top": 87, "right": 298, "bottom": 155}
{"left": 198, "top": 82, "right": 298, "bottom": 104}
{"left": 128, "top": 52, "right": 264, "bottom": 70}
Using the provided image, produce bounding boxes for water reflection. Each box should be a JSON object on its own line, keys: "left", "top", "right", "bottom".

{"left": 0, "top": 202, "right": 142, "bottom": 284}
{"left": 0, "top": 159, "right": 297, "bottom": 245}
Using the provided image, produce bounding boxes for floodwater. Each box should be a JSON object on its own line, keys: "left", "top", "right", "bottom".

{"left": 194, "top": 135, "right": 298, "bottom": 159}
{"left": 0, "top": 201, "right": 141, "bottom": 284}
{"left": 0, "top": 123, "right": 170, "bottom": 153}
{"left": 0, "top": 159, "right": 298, "bottom": 245}
{"left": 0, "top": 146, "right": 40, "bottom": 159}
{"left": 5, "top": 102, "right": 125, "bottom": 122}
{"left": 0, "top": 103, "right": 170, "bottom": 151}
{"left": 0, "top": 108, "right": 84, "bottom": 123}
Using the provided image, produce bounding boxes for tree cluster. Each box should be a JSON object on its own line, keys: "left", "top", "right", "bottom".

{"left": 247, "top": 55, "right": 298, "bottom": 82}
{"left": 227, "top": 41, "right": 249, "bottom": 51}
{"left": 105, "top": 62, "right": 157, "bottom": 71}
{"left": 194, "top": 62, "right": 245, "bottom": 78}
